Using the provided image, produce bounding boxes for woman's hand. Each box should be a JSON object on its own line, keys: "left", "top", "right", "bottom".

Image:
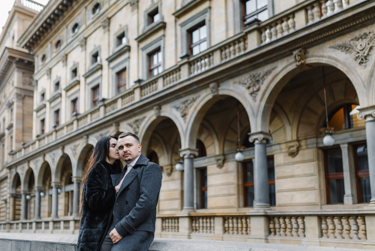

{"left": 109, "top": 228, "right": 123, "bottom": 244}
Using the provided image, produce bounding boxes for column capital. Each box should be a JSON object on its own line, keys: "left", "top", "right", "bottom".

{"left": 357, "top": 105, "right": 375, "bottom": 121}
{"left": 51, "top": 182, "right": 60, "bottom": 188}
{"left": 21, "top": 189, "right": 28, "bottom": 194}
{"left": 72, "top": 176, "right": 82, "bottom": 183}
{"left": 249, "top": 131, "right": 272, "bottom": 144}
{"left": 34, "top": 186, "right": 43, "bottom": 191}
{"left": 179, "top": 148, "right": 198, "bottom": 158}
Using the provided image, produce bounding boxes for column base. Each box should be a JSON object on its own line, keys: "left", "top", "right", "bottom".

{"left": 364, "top": 200, "right": 375, "bottom": 210}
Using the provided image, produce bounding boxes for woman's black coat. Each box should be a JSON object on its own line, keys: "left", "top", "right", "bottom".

{"left": 77, "top": 161, "right": 120, "bottom": 251}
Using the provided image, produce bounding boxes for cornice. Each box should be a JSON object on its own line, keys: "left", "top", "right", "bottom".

{"left": 135, "top": 21, "right": 166, "bottom": 42}
{"left": 173, "top": 0, "right": 209, "bottom": 19}
{"left": 34, "top": 102, "right": 46, "bottom": 112}
{"left": 64, "top": 77, "right": 80, "bottom": 92}
{"left": 82, "top": 63, "right": 103, "bottom": 78}
{"left": 47, "top": 91, "right": 62, "bottom": 103}
{"left": 106, "top": 45, "right": 131, "bottom": 63}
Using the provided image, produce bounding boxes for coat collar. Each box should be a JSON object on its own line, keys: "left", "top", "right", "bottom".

{"left": 121, "top": 153, "right": 148, "bottom": 174}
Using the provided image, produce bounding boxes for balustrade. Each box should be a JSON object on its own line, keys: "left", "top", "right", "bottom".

{"left": 162, "top": 218, "right": 179, "bottom": 232}
{"left": 163, "top": 68, "right": 181, "bottom": 87}
{"left": 220, "top": 36, "right": 247, "bottom": 62}
{"left": 320, "top": 215, "right": 366, "bottom": 240}
{"left": 105, "top": 100, "right": 118, "bottom": 114}
{"left": 121, "top": 90, "right": 135, "bottom": 106}
{"left": 190, "top": 53, "right": 214, "bottom": 75}
{"left": 269, "top": 216, "right": 305, "bottom": 237}
{"left": 224, "top": 216, "right": 251, "bottom": 235}
{"left": 191, "top": 217, "right": 214, "bottom": 234}
{"left": 141, "top": 80, "right": 158, "bottom": 97}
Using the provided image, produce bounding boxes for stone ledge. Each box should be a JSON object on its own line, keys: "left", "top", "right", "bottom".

{"left": 0, "top": 233, "right": 368, "bottom": 251}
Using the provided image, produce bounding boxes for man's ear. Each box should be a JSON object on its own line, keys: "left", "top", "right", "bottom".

{"left": 138, "top": 144, "right": 142, "bottom": 151}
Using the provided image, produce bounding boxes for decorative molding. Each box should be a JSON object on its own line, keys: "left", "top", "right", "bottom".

{"left": 60, "top": 54, "right": 67, "bottom": 66}
{"left": 153, "top": 105, "right": 161, "bottom": 117}
{"left": 127, "top": 117, "right": 146, "bottom": 134}
{"left": 101, "top": 18, "right": 110, "bottom": 31}
{"left": 173, "top": 95, "right": 200, "bottom": 121}
{"left": 293, "top": 48, "right": 306, "bottom": 66}
{"left": 179, "top": 148, "right": 198, "bottom": 158}
{"left": 71, "top": 143, "right": 80, "bottom": 158}
{"left": 22, "top": 74, "right": 33, "bottom": 86}
{"left": 357, "top": 105, "right": 375, "bottom": 120}
{"left": 329, "top": 32, "right": 375, "bottom": 67}
{"left": 129, "top": 0, "right": 139, "bottom": 11}
{"left": 209, "top": 82, "right": 219, "bottom": 97}
{"left": 215, "top": 154, "right": 225, "bottom": 169}
{"left": 162, "top": 164, "right": 173, "bottom": 177}
{"left": 286, "top": 141, "right": 299, "bottom": 158}
{"left": 78, "top": 38, "right": 86, "bottom": 51}
{"left": 15, "top": 93, "right": 24, "bottom": 101}
{"left": 235, "top": 67, "right": 276, "bottom": 101}
{"left": 249, "top": 131, "right": 272, "bottom": 144}
{"left": 46, "top": 68, "right": 52, "bottom": 79}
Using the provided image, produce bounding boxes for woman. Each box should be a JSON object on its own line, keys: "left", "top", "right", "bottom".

{"left": 77, "top": 136, "right": 122, "bottom": 251}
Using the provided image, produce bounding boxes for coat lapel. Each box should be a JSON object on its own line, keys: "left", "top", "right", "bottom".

{"left": 117, "top": 168, "right": 138, "bottom": 196}
{"left": 110, "top": 173, "right": 122, "bottom": 187}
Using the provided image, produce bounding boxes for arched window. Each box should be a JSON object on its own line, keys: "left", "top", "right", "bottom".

{"left": 55, "top": 40, "right": 61, "bottom": 49}
{"left": 196, "top": 139, "right": 206, "bottom": 157}
{"left": 92, "top": 3, "right": 100, "bottom": 15}
{"left": 147, "top": 151, "right": 159, "bottom": 165}
{"left": 72, "top": 23, "right": 79, "bottom": 34}
{"left": 327, "top": 104, "right": 365, "bottom": 131}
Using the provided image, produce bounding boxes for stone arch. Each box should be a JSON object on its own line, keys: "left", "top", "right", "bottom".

{"left": 366, "top": 59, "right": 375, "bottom": 105}
{"left": 197, "top": 120, "right": 219, "bottom": 156}
{"left": 270, "top": 103, "right": 291, "bottom": 142}
{"left": 54, "top": 154, "right": 73, "bottom": 184}
{"left": 76, "top": 144, "right": 94, "bottom": 178}
{"left": 23, "top": 167, "right": 35, "bottom": 191}
{"left": 184, "top": 88, "right": 254, "bottom": 150}
{"left": 37, "top": 161, "right": 52, "bottom": 188}
{"left": 146, "top": 132, "right": 168, "bottom": 166}
{"left": 11, "top": 172, "right": 21, "bottom": 194}
{"left": 258, "top": 55, "right": 367, "bottom": 133}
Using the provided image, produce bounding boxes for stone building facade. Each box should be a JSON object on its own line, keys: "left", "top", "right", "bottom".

{"left": 1, "top": 0, "right": 375, "bottom": 249}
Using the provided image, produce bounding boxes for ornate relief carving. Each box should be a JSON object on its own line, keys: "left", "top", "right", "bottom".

{"left": 71, "top": 143, "right": 80, "bottom": 158}
{"left": 330, "top": 32, "right": 375, "bottom": 67}
{"left": 46, "top": 68, "right": 52, "bottom": 79}
{"left": 293, "top": 48, "right": 306, "bottom": 66}
{"left": 127, "top": 117, "right": 146, "bottom": 134}
{"left": 129, "top": 0, "right": 139, "bottom": 11}
{"left": 153, "top": 105, "right": 161, "bottom": 117}
{"left": 209, "top": 82, "right": 219, "bottom": 96}
{"left": 22, "top": 74, "right": 33, "bottom": 86}
{"left": 60, "top": 54, "right": 67, "bottom": 66}
{"left": 101, "top": 18, "right": 110, "bottom": 31}
{"left": 173, "top": 95, "right": 200, "bottom": 121}
{"left": 249, "top": 131, "right": 272, "bottom": 144}
{"left": 287, "top": 141, "right": 299, "bottom": 158}
{"left": 79, "top": 38, "right": 86, "bottom": 50}
{"left": 163, "top": 164, "right": 173, "bottom": 177}
{"left": 215, "top": 154, "right": 225, "bottom": 169}
{"left": 235, "top": 67, "right": 276, "bottom": 101}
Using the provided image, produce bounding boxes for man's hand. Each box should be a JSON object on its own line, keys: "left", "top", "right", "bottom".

{"left": 109, "top": 228, "right": 123, "bottom": 244}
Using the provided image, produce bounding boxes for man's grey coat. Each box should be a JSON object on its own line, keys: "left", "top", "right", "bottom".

{"left": 110, "top": 154, "right": 163, "bottom": 250}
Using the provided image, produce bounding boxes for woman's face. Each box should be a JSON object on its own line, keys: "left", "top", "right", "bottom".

{"left": 108, "top": 138, "right": 120, "bottom": 161}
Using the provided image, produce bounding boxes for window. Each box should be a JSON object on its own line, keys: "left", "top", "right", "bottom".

{"left": 10, "top": 135, "right": 13, "bottom": 150}
{"left": 1, "top": 141, "right": 4, "bottom": 165}
{"left": 148, "top": 48, "right": 162, "bottom": 77}
{"left": 54, "top": 109, "right": 60, "bottom": 126}
{"left": 116, "top": 32, "right": 126, "bottom": 47}
{"left": 71, "top": 98, "right": 78, "bottom": 114}
{"left": 328, "top": 104, "right": 365, "bottom": 131}
{"left": 198, "top": 168, "right": 208, "bottom": 209}
{"left": 92, "top": 3, "right": 100, "bottom": 15}
{"left": 92, "top": 85, "right": 100, "bottom": 107}
{"left": 147, "top": 151, "right": 159, "bottom": 164}
{"left": 354, "top": 144, "right": 371, "bottom": 203}
{"left": 196, "top": 139, "right": 207, "bottom": 157}
{"left": 243, "top": 157, "right": 275, "bottom": 207}
{"left": 148, "top": 8, "right": 160, "bottom": 25}
{"left": 324, "top": 148, "right": 344, "bottom": 204}
{"left": 241, "top": 0, "right": 268, "bottom": 25}
{"left": 55, "top": 40, "right": 61, "bottom": 49}
{"left": 72, "top": 67, "right": 78, "bottom": 79}
{"left": 92, "top": 51, "right": 100, "bottom": 65}
{"left": 40, "top": 119, "right": 45, "bottom": 135}
{"left": 10, "top": 108, "right": 13, "bottom": 122}
{"left": 54, "top": 81, "right": 60, "bottom": 92}
{"left": 72, "top": 23, "right": 79, "bottom": 34}
{"left": 40, "top": 93, "right": 45, "bottom": 102}
{"left": 189, "top": 23, "right": 207, "bottom": 56}
{"left": 116, "top": 69, "right": 127, "bottom": 94}
{"left": 41, "top": 54, "right": 46, "bottom": 63}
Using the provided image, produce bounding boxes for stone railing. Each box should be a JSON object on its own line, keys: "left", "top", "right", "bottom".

{"left": 224, "top": 216, "right": 251, "bottom": 235}
{"left": 0, "top": 218, "right": 80, "bottom": 234}
{"left": 191, "top": 216, "right": 215, "bottom": 234}
{"left": 161, "top": 217, "right": 179, "bottom": 233}
{"left": 269, "top": 216, "right": 305, "bottom": 237}
{"left": 20, "top": 0, "right": 44, "bottom": 12}
{"left": 320, "top": 215, "right": 366, "bottom": 240}
{"left": 5, "top": 0, "right": 364, "bottom": 165}
{"left": 258, "top": 0, "right": 353, "bottom": 44}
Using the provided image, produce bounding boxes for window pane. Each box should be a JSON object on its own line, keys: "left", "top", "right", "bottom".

{"left": 257, "top": 0, "right": 268, "bottom": 9}
{"left": 158, "top": 51, "right": 162, "bottom": 63}
{"left": 269, "top": 184, "right": 276, "bottom": 206}
{"left": 246, "top": 0, "right": 256, "bottom": 14}
{"left": 153, "top": 13, "right": 160, "bottom": 22}
{"left": 358, "top": 177, "right": 371, "bottom": 203}
{"left": 267, "top": 158, "right": 275, "bottom": 180}
{"left": 153, "top": 68, "right": 158, "bottom": 76}
{"left": 192, "top": 45, "right": 200, "bottom": 55}
{"left": 351, "top": 105, "right": 365, "bottom": 128}
{"left": 244, "top": 162, "right": 254, "bottom": 183}
{"left": 326, "top": 148, "right": 343, "bottom": 173}
{"left": 245, "top": 187, "right": 254, "bottom": 207}
{"left": 192, "top": 29, "right": 200, "bottom": 44}
{"left": 328, "top": 179, "right": 345, "bottom": 204}
{"left": 329, "top": 108, "right": 345, "bottom": 131}
{"left": 257, "top": 9, "right": 269, "bottom": 21}
{"left": 200, "top": 25, "right": 207, "bottom": 39}
{"left": 357, "top": 145, "right": 369, "bottom": 171}
{"left": 200, "top": 41, "right": 207, "bottom": 52}
{"left": 152, "top": 54, "right": 158, "bottom": 65}
{"left": 158, "top": 65, "right": 162, "bottom": 74}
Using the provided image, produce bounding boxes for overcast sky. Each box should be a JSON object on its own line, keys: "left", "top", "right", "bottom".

{"left": 0, "top": 0, "right": 49, "bottom": 35}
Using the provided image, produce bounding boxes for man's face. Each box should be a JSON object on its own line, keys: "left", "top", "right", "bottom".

{"left": 117, "top": 136, "right": 142, "bottom": 164}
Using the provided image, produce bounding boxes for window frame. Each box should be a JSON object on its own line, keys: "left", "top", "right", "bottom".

{"left": 91, "top": 85, "right": 100, "bottom": 107}
{"left": 324, "top": 147, "right": 345, "bottom": 204}
{"left": 71, "top": 98, "right": 78, "bottom": 115}
{"left": 199, "top": 167, "right": 208, "bottom": 209}
{"left": 148, "top": 48, "right": 162, "bottom": 78}
{"left": 54, "top": 109, "right": 60, "bottom": 127}
{"left": 92, "top": 3, "right": 100, "bottom": 15}
{"left": 40, "top": 118, "right": 45, "bottom": 135}
{"left": 72, "top": 23, "right": 79, "bottom": 34}
{"left": 141, "top": 36, "right": 164, "bottom": 79}
{"left": 188, "top": 22, "right": 207, "bottom": 56}
{"left": 116, "top": 68, "right": 127, "bottom": 94}
{"left": 353, "top": 143, "right": 370, "bottom": 203}
{"left": 148, "top": 7, "right": 160, "bottom": 25}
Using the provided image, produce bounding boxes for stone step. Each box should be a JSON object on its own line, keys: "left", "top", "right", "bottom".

{"left": 0, "top": 233, "right": 367, "bottom": 251}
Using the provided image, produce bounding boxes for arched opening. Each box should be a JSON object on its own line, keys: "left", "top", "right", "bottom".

{"left": 39, "top": 162, "right": 52, "bottom": 218}
{"left": 57, "top": 155, "right": 73, "bottom": 217}
{"left": 25, "top": 170, "right": 35, "bottom": 220}
{"left": 266, "top": 64, "right": 367, "bottom": 207}
{"left": 11, "top": 173, "right": 21, "bottom": 221}
{"left": 143, "top": 117, "right": 182, "bottom": 214}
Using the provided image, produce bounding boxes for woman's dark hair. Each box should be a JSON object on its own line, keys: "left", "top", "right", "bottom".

{"left": 79, "top": 136, "right": 118, "bottom": 216}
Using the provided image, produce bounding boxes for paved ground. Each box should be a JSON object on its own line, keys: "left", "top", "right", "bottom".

{"left": 0, "top": 233, "right": 367, "bottom": 251}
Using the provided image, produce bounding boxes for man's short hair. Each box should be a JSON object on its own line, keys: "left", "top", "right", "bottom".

{"left": 118, "top": 132, "right": 140, "bottom": 144}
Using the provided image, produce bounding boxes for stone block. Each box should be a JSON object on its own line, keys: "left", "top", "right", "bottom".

{"left": 275, "top": 162, "right": 317, "bottom": 179}
{"left": 207, "top": 184, "right": 236, "bottom": 197}
{"left": 276, "top": 190, "right": 318, "bottom": 206}
{"left": 0, "top": 239, "right": 12, "bottom": 251}
{"left": 275, "top": 148, "right": 316, "bottom": 166}
{"left": 12, "top": 240, "right": 31, "bottom": 251}
{"left": 208, "top": 196, "right": 236, "bottom": 208}
{"left": 276, "top": 176, "right": 318, "bottom": 192}
{"left": 31, "top": 241, "right": 56, "bottom": 251}
{"left": 207, "top": 173, "right": 236, "bottom": 186}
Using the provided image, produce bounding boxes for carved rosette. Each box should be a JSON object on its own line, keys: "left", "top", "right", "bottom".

{"left": 128, "top": 117, "right": 146, "bottom": 135}
{"left": 235, "top": 67, "right": 276, "bottom": 101}
{"left": 330, "top": 32, "right": 375, "bottom": 67}
{"left": 293, "top": 49, "right": 306, "bottom": 66}
{"left": 173, "top": 95, "right": 200, "bottom": 121}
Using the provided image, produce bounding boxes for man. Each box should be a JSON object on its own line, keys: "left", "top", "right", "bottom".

{"left": 100, "top": 132, "right": 162, "bottom": 251}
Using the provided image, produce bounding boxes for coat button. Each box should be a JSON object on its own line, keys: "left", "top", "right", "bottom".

{"left": 125, "top": 201, "right": 128, "bottom": 205}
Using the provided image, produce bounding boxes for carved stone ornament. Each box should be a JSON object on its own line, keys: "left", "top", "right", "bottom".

{"left": 60, "top": 54, "right": 67, "bottom": 66}
{"left": 129, "top": 0, "right": 139, "bottom": 11}
{"left": 209, "top": 82, "right": 219, "bottom": 96}
{"left": 293, "top": 48, "right": 306, "bottom": 66}
{"left": 79, "top": 38, "right": 86, "bottom": 50}
{"left": 71, "top": 143, "right": 80, "bottom": 158}
{"left": 249, "top": 131, "right": 272, "bottom": 144}
{"left": 22, "top": 74, "right": 33, "bottom": 86}
{"left": 173, "top": 95, "right": 200, "bottom": 121}
{"left": 329, "top": 32, "right": 375, "bottom": 67}
{"left": 15, "top": 93, "right": 24, "bottom": 101}
{"left": 46, "top": 68, "right": 52, "bottom": 79}
{"left": 50, "top": 152, "right": 56, "bottom": 165}
{"left": 235, "top": 67, "right": 276, "bottom": 101}
{"left": 287, "top": 141, "right": 299, "bottom": 158}
{"left": 128, "top": 117, "right": 146, "bottom": 134}
{"left": 153, "top": 105, "right": 161, "bottom": 117}
{"left": 215, "top": 155, "right": 225, "bottom": 169}
{"left": 357, "top": 105, "right": 375, "bottom": 120}
{"left": 163, "top": 164, "right": 173, "bottom": 177}
{"left": 101, "top": 18, "right": 110, "bottom": 31}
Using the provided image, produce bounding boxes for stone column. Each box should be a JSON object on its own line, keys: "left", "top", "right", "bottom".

{"left": 72, "top": 177, "right": 81, "bottom": 218}
{"left": 249, "top": 132, "right": 272, "bottom": 209}
{"left": 358, "top": 106, "right": 375, "bottom": 206}
{"left": 21, "top": 190, "right": 27, "bottom": 220}
{"left": 9, "top": 194, "right": 15, "bottom": 221}
{"left": 340, "top": 143, "right": 357, "bottom": 204}
{"left": 51, "top": 182, "right": 60, "bottom": 219}
{"left": 179, "top": 148, "right": 198, "bottom": 213}
{"left": 34, "top": 186, "right": 42, "bottom": 219}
